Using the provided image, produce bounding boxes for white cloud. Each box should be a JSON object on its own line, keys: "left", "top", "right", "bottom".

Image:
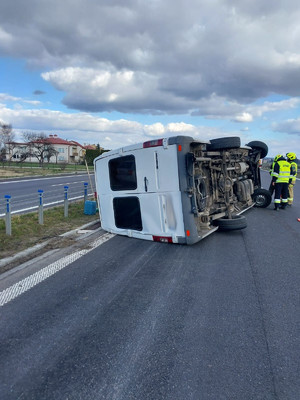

{"left": 1, "top": 1, "right": 300, "bottom": 113}
{"left": 0, "top": 93, "right": 41, "bottom": 106}
{"left": 1, "top": 1, "right": 300, "bottom": 156}
{"left": 0, "top": 104, "right": 239, "bottom": 150}
{"left": 0, "top": 93, "right": 20, "bottom": 102}
{"left": 0, "top": 26, "right": 12, "bottom": 48}
{"left": 246, "top": 98, "right": 300, "bottom": 117}
{"left": 143, "top": 122, "right": 165, "bottom": 137}
{"left": 42, "top": 67, "right": 165, "bottom": 113}
{"left": 264, "top": 136, "right": 300, "bottom": 157}
{"left": 233, "top": 112, "right": 253, "bottom": 123}
{"left": 167, "top": 122, "right": 195, "bottom": 133}
{"left": 272, "top": 118, "right": 300, "bottom": 135}
{"left": 3, "top": 101, "right": 299, "bottom": 155}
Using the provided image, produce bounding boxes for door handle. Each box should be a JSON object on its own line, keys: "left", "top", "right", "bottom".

{"left": 144, "top": 177, "right": 148, "bottom": 192}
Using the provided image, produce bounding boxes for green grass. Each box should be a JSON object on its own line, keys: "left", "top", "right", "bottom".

{"left": 0, "top": 201, "right": 98, "bottom": 259}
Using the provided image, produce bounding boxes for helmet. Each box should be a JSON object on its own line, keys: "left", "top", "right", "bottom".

{"left": 286, "top": 152, "right": 296, "bottom": 160}
{"left": 274, "top": 154, "right": 283, "bottom": 161}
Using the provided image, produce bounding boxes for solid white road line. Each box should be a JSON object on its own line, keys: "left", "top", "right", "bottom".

{"left": 0, "top": 232, "right": 115, "bottom": 307}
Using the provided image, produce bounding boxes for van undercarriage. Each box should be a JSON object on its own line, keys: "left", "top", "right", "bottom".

{"left": 186, "top": 137, "right": 271, "bottom": 237}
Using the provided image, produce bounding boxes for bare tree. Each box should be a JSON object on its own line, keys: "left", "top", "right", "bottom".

{"left": 0, "top": 123, "right": 16, "bottom": 161}
{"left": 22, "top": 132, "right": 57, "bottom": 166}
{"left": 46, "top": 148, "right": 59, "bottom": 163}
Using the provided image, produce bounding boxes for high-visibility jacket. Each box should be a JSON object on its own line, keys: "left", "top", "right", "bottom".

{"left": 272, "top": 160, "right": 292, "bottom": 183}
{"left": 289, "top": 161, "right": 298, "bottom": 184}
{"left": 269, "top": 161, "right": 275, "bottom": 176}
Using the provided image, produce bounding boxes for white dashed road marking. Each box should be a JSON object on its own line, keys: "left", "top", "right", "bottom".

{"left": 0, "top": 232, "right": 115, "bottom": 307}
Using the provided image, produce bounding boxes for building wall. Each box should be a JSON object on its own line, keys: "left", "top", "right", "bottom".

{"left": 6, "top": 141, "right": 84, "bottom": 164}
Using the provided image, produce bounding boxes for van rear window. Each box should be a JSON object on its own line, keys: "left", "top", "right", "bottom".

{"left": 113, "top": 197, "right": 143, "bottom": 231}
{"left": 109, "top": 155, "right": 137, "bottom": 191}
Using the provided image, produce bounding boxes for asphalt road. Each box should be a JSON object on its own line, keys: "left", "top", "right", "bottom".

{"left": 0, "top": 173, "right": 299, "bottom": 399}
{"left": 0, "top": 173, "right": 95, "bottom": 216}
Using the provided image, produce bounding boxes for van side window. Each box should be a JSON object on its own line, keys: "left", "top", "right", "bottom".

{"left": 109, "top": 155, "right": 137, "bottom": 191}
{"left": 113, "top": 197, "right": 143, "bottom": 231}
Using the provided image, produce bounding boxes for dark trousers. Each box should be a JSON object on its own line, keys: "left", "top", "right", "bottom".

{"left": 274, "top": 182, "right": 288, "bottom": 204}
{"left": 269, "top": 180, "right": 275, "bottom": 196}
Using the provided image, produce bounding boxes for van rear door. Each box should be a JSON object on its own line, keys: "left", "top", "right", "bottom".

{"left": 95, "top": 141, "right": 185, "bottom": 241}
{"left": 123, "top": 144, "right": 180, "bottom": 194}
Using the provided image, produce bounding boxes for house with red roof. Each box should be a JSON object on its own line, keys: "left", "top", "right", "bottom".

{"left": 6, "top": 134, "right": 86, "bottom": 164}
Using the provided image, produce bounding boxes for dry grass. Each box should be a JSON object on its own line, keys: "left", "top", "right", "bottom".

{"left": 0, "top": 164, "right": 92, "bottom": 179}
{"left": 0, "top": 201, "right": 98, "bottom": 259}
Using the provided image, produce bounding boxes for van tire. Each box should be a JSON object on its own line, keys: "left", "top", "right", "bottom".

{"left": 252, "top": 188, "right": 272, "bottom": 208}
{"left": 207, "top": 137, "right": 241, "bottom": 150}
{"left": 214, "top": 215, "right": 247, "bottom": 231}
{"left": 246, "top": 140, "right": 268, "bottom": 158}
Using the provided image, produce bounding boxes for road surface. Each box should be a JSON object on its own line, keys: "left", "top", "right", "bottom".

{"left": 0, "top": 173, "right": 95, "bottom": 216}
{"left": 0, "top": 172, "right": 299, "bottom": 399}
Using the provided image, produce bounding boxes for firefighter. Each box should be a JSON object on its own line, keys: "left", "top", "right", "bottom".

{"left": 286, "top": 152, "right": 298, "bottom": 206}
{"left": 271, "top": 155, "right": 292, "bottom": 210}
{"left": 268, "top": 154, "right": 281, "bottom": 196}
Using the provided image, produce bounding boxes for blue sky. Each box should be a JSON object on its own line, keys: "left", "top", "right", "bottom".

{"left": 1, "top": 0, "right": 300, "bottom": 157}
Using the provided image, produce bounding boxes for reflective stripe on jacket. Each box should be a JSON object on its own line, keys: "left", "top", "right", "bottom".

{"left": 269, "top": 161, "right": 276, "bottom": 176}
{"left": 272, "top": 160, "right": 292, "bottom": 183}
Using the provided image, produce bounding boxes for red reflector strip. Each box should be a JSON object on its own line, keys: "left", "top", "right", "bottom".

{"left": 152, "top": 235, "right": 173, "bottom": 243}
{"left": 143, "top": 139, "right": 163, "bottom": 148}
{"left": 186, "top": 230, "right": 190, "bottom": 237}
{"left": 178, "top": 144, "right": 182, "bottom": 152}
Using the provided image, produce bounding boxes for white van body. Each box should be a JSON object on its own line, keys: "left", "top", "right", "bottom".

{"left": 94, "top": 136, "right": 270, "bottom": 245}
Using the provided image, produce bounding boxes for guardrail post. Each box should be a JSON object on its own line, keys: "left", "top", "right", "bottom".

{"left": 84, "top": 182, "right": 88, "bottom": 203}
{"left": 64, "top": 185, "right": 69, "bottom": 217}
{"left": 38, "top": 189, "right": 44, "bottom": 225}
{"left": 4, "top": 195, "right": 12, "bottom": 236}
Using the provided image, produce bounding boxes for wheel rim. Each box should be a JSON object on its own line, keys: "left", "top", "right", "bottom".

{"left": 255, "top": 194, "right": 266, "bottom": 206}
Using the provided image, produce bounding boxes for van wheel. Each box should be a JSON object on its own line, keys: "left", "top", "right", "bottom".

{"left": 252, "top": 188, "right": 272, "bottom": 208}
{"left": 207, "top": 137, "right": 241, "bottom": 150}
{"left": 246, "top": 140, "right": 268, "bottom": 158}
{"left": 214, "top": 215, "right": 247, "bottom": 231}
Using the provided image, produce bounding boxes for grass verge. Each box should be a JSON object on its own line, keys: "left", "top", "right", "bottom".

{"left": 0, "top": 201, "right": 98, "bottom": 259}
{"left": 0, "top": 164, "right": 93, "bottom": 179}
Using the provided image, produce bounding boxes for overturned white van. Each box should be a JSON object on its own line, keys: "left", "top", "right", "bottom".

{"left": 94, "top": 136, "right": 271, "bottom": 245}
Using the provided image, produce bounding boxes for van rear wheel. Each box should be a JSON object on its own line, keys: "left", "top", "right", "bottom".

{"left": 246, "top": 140, "right": 268, "bottom": 158}
{"left": 214, "top": 215, "right": 247, "bottom": 231}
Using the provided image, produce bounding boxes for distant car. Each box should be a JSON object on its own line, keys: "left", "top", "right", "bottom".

{"left": 94, "top": 136, "right": 271, "bottom": 245}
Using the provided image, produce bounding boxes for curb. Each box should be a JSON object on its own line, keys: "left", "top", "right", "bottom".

{"left": 60, "top": 220, "right": 99, "bottom": 237}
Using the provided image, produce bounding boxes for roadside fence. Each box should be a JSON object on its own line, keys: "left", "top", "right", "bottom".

{"left": 1, "top": 182, "right": 95, "bottom": 235}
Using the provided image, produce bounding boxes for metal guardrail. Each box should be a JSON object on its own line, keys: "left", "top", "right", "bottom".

{"left": 1, "top": 182, "right": 95, "bottom": 234}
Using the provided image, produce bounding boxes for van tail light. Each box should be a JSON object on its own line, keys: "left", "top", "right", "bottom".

{"left": 152, "top": 235, "right": 173, "bottom": 243}
{"left": 143, "top": 139, "right": 163, "bottom": 148}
